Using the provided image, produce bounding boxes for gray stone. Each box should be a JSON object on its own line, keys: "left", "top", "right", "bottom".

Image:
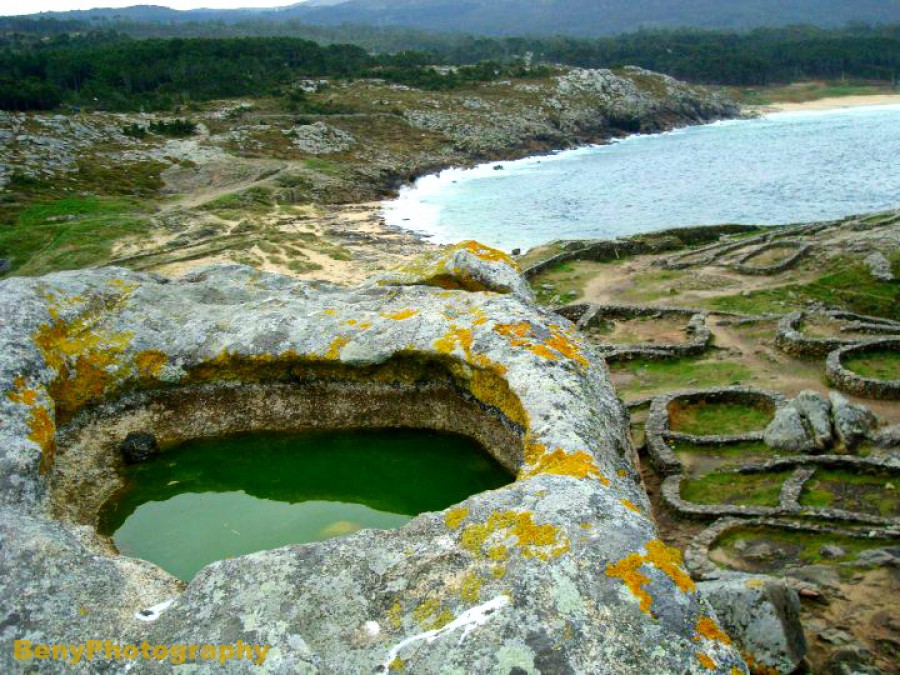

{"left": 0, "top": 247, "right": 746, "bottom": 673}
{"left": 830, "top": 392, "right": 878, "bottom": 451}
{"left": 820, "top": 544, "right": 847, "bottom": 559}
{"left": 697, "top": 572, "right": 807, "bottom": 674}
{"left": 853, "top": 547, "right": 900, "bottom": 568}
{"left": 765, "top": 406, "right": 816, "bottom": 453}
{"left": 864, "top": 252, "right": 894, "bottom": 282}
{"left": 786, "top": 564, "right": 843, "bottom": 592}
{"left": 825, "top": 644, "right": 881, "bottom": 675}
{"left": 818, "top": 627, "right": 855, "bottom": 645}
{"left": 795, "top": 390, "right": 834, "bottom": 451}
{"left": 872, "top": 424, "right": 900, "bottom": 449}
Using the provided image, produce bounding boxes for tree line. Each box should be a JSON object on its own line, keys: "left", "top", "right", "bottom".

{"left": 0, "top": 23, "right": 897, "bottom": 111}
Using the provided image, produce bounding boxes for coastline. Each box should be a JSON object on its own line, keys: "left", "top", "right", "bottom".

{"left": 748, "top": 93, "right": 900, "bottom": 114}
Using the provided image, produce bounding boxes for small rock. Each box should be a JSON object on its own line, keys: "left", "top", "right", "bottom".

{"left": 864, "top": 252, "right": 894, "bottom": 282}
{"left": 820, "top": 545, "right": 846, "bottom": 559}
{"left": 120, "top": 432, "right": 159, "bottom": 464}
{"left": 511, "top": 248, "right": 521, "bottom": 256}
{"left": 786, "top": 564, "right": 842, "bottom": 592}
{"left": 765, "top": 406, "right": 816, "bottom": 453}
{"left": 872, "top": 424, "right": 900, "bottom": 449}
{"left": 853, "top": 548, "right": 900, "bottom": 568}
{"left": 825, "top": 644, "right": 879, "bottom": 675}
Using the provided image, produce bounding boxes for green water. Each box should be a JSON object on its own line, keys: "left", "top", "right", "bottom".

{"left": 98, "top": 429, "right": 511, "bottom": 581}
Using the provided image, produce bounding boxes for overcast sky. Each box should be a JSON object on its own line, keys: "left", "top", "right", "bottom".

{"left": 0, "top": 0, "right": 301, "bottom": 14}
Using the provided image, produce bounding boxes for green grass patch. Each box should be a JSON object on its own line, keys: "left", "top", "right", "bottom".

{"left": 843, "top": 348, "right": 900, "bottom": 381}
{"left": 0, "top": 197, "right": 149, "bottom": 277}
{"left": 671, "top": 440, "right": 778, "bottom": 475}
{"left": 707, "top": 253, "right": 900, "bottom": 320}
{"left": 201, "top": 187, "right": 274, "bottom": 217}
{"left": 669, "top": 400, "right": 774, "bottom": 436}
{"left": 713, "top": 525, "right": 890, "bottom": 572}
{"left": 799, "top": 469, "right": 899, "bottom": 518}
{"left": 609, "top": 357, "right": 753, "bottom": 399}
{"left": 681, "top": 470, "right": 791, "bottom": 507}
{"left": 303, "top": 158, "right": 344, "bottom": 176}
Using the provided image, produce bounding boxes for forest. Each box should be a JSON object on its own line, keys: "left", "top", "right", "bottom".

{"left": 0, "top": 23, "right": 897, "bottom": 111}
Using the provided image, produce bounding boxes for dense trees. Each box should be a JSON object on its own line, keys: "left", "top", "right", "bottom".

{"left": 0, "top": 24, "right": 897, "bottom": 111}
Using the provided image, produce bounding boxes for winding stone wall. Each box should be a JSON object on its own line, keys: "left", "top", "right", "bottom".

{"left": 0, "top": 245, "right": 747, "bottom": 674}
{"left": 729, "top": 241, "right": 811, "bottom": 276}
{"left": 826, "top": 339, "right": 900, "bottom": 400}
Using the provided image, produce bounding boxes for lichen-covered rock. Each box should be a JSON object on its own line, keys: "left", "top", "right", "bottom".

{"left": 283, "top": 121, "right": 355, "bottom": 154}
{"left": 375, "top": 240, "right": 535, "bottom": 302}
{"left": 864, "top": 252, "right": 894, "bottom": 282}
{"left": 0, "top": 246, "right": 746, "bottom": 673}
{"left": 697, "top": 573, "right": 806, "bottom": 674}
{"left": 764, "top": 391, "right": 840, "bottom": 454}
{"left": 794, "top": 390, "right": 834, "bottom": 451}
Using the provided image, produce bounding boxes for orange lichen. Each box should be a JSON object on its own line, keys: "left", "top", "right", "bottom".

{"left": 382, "top": 308, "right": 419, "bottom": 321}
{"left": 697, "top": 652, "right": 717, "bottom": 670}
{"left": 620, "top": 499, "right": 641, "bottom": 513}
{"left": 459, "top": 571, "right": 483, "bottom": 603}
{"left": 460, "top": 241, "right": 519, "bottom": 269}
{"left": 460, "top": 510, "right": 569, "bottom": 562}
{"left": 444, "top": 507, "right": 469, "bottom": 530}
{"left": 695, "top": 616, "right": 732, "bottom": 645}
{"left": 617, "top": 469, "right": 628, "bottom": 478}
{"left": 325, "top": 336, "right": 350, "bottom": 359}
{"left": 7, "top": 376, "right": 38, "bottom": 406}
{"left": 605, "top": 539, "right": 695, "bottom": 615}
{"left": 494, "top": 322, "right": 589, "bottom": 367}
{"left": 134, "top": 350, "right": 167, "bottom": 379}
{"left": 28, "top": 406, "right": 57, "bottom": 473}
{"left": 520, "top": 447, "right": 609, "bottom": 484}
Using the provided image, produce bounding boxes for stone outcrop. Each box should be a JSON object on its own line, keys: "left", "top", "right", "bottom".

{"left": 864, "top": 252, "right": 894, "bottom": 282}
{"left": 0, "top": 244, "right": 746, "bottom": 673}
{"left": 764, "top": 390, "right": 879, "bottom": 454}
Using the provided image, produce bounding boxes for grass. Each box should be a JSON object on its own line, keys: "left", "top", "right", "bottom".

{"left": 0, "top": 197, "right": 149, "bottom": 277}
{"left": 672, "top": 439, "right": 776, "bottom": 471}
{"left": 201, "top": 187, "right": 274, "bottom": 217}
{"left": 680, "top": 470, "right": 791, "bottom": 507}
{"left": 799, "top": 469, "right": 899, "bottom": 518}
{"left": 669, "top": 400, "right": 773, "bottom": 436}
{"left": 843, "top": 349, "right": 900, "bottom": 381}
{"left": 707, "top": 253, "right": 900, "bottom": 320}
{"left": 713, "top": 525, "right": 890, "bottom": 573}
{"left": 609, "top": 356, "right": 753, "bottom": 399}
{"left": 531, "top": 259, "right": 617, "bottom": 305}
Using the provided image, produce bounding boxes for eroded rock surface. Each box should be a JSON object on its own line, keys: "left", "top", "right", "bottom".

{"left": 0, "top": 245, "right": 747, "bottom": 673}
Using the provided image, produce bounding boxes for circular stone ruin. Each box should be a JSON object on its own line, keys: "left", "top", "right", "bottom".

{"left": 0, "top": 244, "right": 746, "bottom": 674}
{"left": 775, "top": 310, "right": 900, "bottom": 358}
{"left": 826, "top": 338, "right": 900, "bottom": 400}
{"left": 556, "top": 303, "right": 711, "bottom": 361}
{"left": 730, "top": 240, "right": 811, "bottom": 275}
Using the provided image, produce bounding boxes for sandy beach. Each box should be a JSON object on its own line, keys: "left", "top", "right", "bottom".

{"left": 751, "top": 93, "right": 900, "bottom": 113}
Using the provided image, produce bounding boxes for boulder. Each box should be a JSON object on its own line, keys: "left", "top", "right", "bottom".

{"left": 120, "top": 431, "right": 159, "bottom": 463}
{"left": 795, "top": 390, "right": 834, "bottom": 451}
{"left": 864, "top": 252, "right": 894, "bottom": 282}
{"left": 764, "top": 406, "right": 817, "bottom": 453}
{"left": 872, "top": 424, "right": 900, "bottom": 449}
{"left": 697, "top": 572, "right": 807, "bottom": 674}
{"left": 829, "top": 392, "right": 878, "bottom": 451}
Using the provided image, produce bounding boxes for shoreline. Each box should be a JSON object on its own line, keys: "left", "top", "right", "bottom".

{"left": 747, "top": 93, "right": 900, "bottom": 114}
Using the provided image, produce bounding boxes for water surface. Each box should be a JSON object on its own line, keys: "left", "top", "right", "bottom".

{"left": 99, "top": 429, "right": 511, "bottom": 581}
{"left": 383, "top": 105, "right": 900, "bottom": 251}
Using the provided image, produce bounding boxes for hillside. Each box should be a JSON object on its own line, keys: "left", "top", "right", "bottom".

{"left": 21, "top": 0, "right": 900, "bottom": 36}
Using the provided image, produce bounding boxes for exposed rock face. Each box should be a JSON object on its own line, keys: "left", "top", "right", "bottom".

{"left": 284, "top": 121, "right": 356, "bottom": 154}
{"left": 829, "top": 392, "right": 878, "bottom": 451}
{"left": 764, "top": 405, "right": 818, "bottom": 453}
{"left": 0, "top": 245, "right": 746, "bottom": 673}
{"left": 697, "top": 573, "right": 807, "bottom": 674}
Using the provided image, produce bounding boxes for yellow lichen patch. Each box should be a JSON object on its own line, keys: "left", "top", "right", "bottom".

{"left": 460, "top": 241, "right": 519, "bottom": 269}
{"left": 605, "top": 539, "right": 695, "bottom": 615}
{"left": 460, "top": 510, "right": 570, "bottom": 562}
{"left": 28, "top": 406, "right": 57, "bottom": 474}
{"left": 323, "top": 309, "right": 337, "bottom": 316}
{"left": 412, "top": 599, "right": 454, "bottom": 631}
{"left": 445, "top": 507, "right": 470, "bottom": 530}
{"left": 388, "top": 656, "right": 405, "bottom": 671}
{"left": 519, "top": 447, "right": 609, "bottom": 485}
{"left": 6, "top": 376, "right": 38, "bottom": 406}
{"left": 134, "top": 350, "right": 167, "bottom": 379}
{"left": 357, "top": 322, "right": 372, "bottom": 330}
{"left": 325, "top": 336, "right": 350, "bottom": 360}
{"left": 617, "top": 469, "right": 628, "bottom": 478}
{"left": 385, "top": 602, "right": 403, "bottom": 631}
{"left": 697, "top": 652, "right": 717, "bottom": 670}
{"left": 433, "top": 325, "right": 474, "bottom": 358}
{"left": 620, "top": 499, "right": 641, "bottom": 513}
{"left": 382, "top": 308, "right": 419, "bottom": 321}
{"left": 468, "top": 362, "right": 527, "bottom": 428}
{"left": 544, "top": 326, "right": 590, "bottom": 367}
{"left": 695, "top": 616, "right": 732, "bottom": 645}
{"left": 459, "top": 571, "right": 483, "bottom": 603}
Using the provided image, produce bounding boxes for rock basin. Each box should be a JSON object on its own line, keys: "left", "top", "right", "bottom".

{"left": 0, "top": 242, "right": 746, "bottom": 673}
